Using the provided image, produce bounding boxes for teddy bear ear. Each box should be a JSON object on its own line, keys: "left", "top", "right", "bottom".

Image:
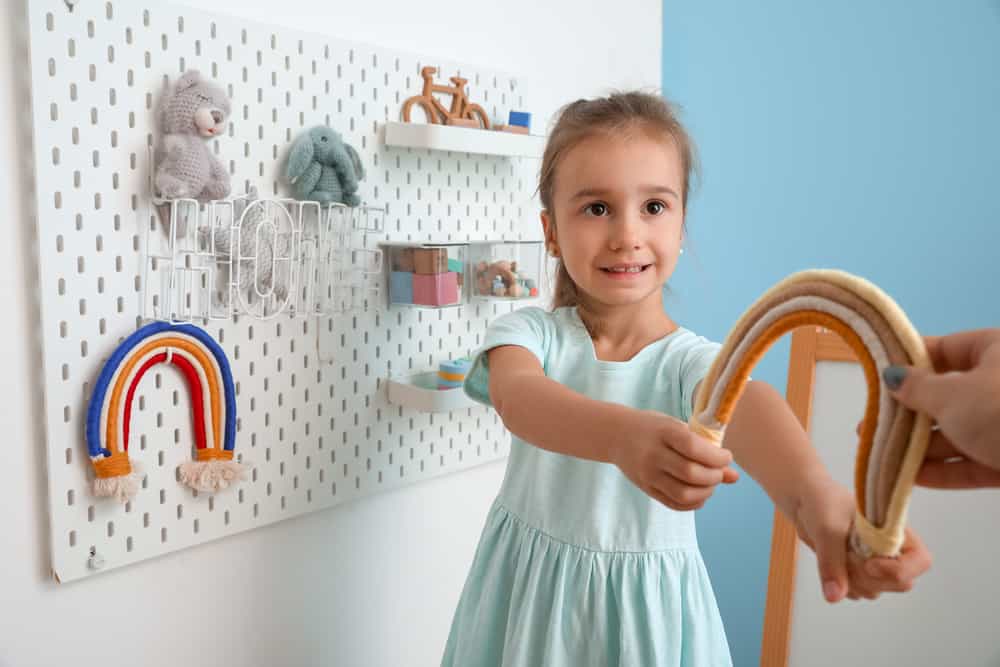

{"left": 175, "top": 70, "right": 202, "bottom": 91}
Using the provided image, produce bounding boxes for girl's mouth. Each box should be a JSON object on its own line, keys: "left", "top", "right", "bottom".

{"left": 601, "top": 264, "right": 652, "bottom": 279}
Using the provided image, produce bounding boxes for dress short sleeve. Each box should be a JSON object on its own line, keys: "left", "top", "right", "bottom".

{"left": 678, "top": 336, "right": 722, "bottom": 423}
{"left": 463, "top": 307, "right": 552, "bottom": 406}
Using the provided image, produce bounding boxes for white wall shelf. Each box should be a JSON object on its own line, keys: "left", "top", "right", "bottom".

{"left": 386, "top": 372, "right": 478, "bottom": 412}
{"left": 383, "top": 122, "right": 545, "bottom": 158}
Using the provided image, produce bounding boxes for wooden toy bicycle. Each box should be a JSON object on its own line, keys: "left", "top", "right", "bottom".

{"left": 402, "top": 67, "right": 491, "bottom": 129}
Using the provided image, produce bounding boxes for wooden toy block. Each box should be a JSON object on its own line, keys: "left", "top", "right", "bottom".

{"left": 447, "top": 257, "right": 465, "bottom": 286}
{"left": 390, "top": 271, "right": 414, "bottom": 304}
{"left": 391, "top": 247, "right": 415, "bottom": 272}
{"left": 413, "top": 272, "right": 459, "bottom": 306}
{"left": 414, "top": 248, "right": 449, "bottom": 274}
{"left": 495, "top": 124, "right": 529, "bottom": 135}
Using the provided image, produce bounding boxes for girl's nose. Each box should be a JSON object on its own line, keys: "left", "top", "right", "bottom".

{"left": 609, "top": 215, "right": 642, "bottom": 251}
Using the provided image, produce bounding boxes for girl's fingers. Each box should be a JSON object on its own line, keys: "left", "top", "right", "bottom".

{"left": 653, "top": 471, "right": 716, "bottom": 510}
{"left": 672, "top": 430, "right": 733, "bottom": 469}
{"left": 812, "top": 523, "right": 849, "bottom": 604}
{"left": 846, "top": 565, "right": 883, "bottom": 599}
{"left": 659, "top": 447, "right": 726, "bottom": 487}
{"left": 853, "top": 561, "right": 912, "bottom": 594}
{"left": 648, "top": 485, "right": 706, "bottom": 512}
{"left": 854, "top": 530, "right": 930, "bottom": 594}
{"left": 864, "top": 533, "right": 932, "bottom": 585}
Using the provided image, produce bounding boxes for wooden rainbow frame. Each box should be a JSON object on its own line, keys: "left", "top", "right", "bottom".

{"left": 689, "top": 269, "right": 932, "bottom": 557}
{"left": 86, "top": 321, "right": 248, "bottom": 502}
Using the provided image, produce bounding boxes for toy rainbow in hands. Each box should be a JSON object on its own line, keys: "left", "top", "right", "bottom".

{"left": 86, "top": 321, "right": 247, "bottom": 502}
{"left": 689, "top": 270, "right": 932, "bottom": 557}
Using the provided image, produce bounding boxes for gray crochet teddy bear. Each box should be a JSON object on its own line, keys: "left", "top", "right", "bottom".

{"left": 285, "top": 126, "right": 365, "bottom": 206}
{"left": 201, "top": 188, "right": 292, "bottom": 308}
{"left": 155, "top": 70, "right": 232, "bottom": 204}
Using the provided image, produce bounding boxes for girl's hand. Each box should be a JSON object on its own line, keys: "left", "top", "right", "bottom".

{"left": 792, "top": 478, "right": 932, "bottom": 603}
{"left": 612, "top": 411, "right": 740, "bottom": 511}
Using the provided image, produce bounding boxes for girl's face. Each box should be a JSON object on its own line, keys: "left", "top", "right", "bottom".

{"left": 542, "top": 131, "right": 685, "bottom": 311}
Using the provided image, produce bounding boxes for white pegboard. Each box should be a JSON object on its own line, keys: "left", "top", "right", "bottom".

{"left": 27, "top": 0, "right": 543, "bottom": 583}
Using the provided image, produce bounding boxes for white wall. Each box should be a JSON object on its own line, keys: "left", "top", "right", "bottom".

{"left": 0, "top": 1, "right": 661, "bottom": 665}
{"left": 788, "top": 361, "right": 1000, "bottom": 667}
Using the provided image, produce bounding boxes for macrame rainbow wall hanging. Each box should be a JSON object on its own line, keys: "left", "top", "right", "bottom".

{"left": 689, "top": 269, "right": 932, "bottom": 557}
{"left": 86, "top": 321, "right": 249, "bottom": 502}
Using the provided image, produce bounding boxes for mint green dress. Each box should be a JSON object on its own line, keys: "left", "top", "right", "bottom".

{"left": 442, "top": 307, "right": 733, "bottom": 666}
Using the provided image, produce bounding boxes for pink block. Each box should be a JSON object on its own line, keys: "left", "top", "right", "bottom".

{"left": 413, "top": 272, "right": 459, "bottom": 306}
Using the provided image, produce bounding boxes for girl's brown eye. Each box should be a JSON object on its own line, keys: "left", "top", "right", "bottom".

{"left": 646, "top": 201, "right": 665, "bottom": 215}
{"left": 585, "top": 203, "right": 608, "bottom": 216}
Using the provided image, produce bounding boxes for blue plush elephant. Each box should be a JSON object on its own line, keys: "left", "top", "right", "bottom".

{"left": 285, "top": 126, "right": 365, "bottom": 206}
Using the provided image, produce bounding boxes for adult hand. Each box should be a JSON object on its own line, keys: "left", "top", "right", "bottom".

{"left": 883, "top": 329, "right": 1000, "bottom": 489}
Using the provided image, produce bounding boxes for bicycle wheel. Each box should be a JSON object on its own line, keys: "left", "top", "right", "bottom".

{"left": 402, "top": 97, "right": 441, "bottom": 124}
{"left": 464, "top": 104, "right": 491, "bottom": 130}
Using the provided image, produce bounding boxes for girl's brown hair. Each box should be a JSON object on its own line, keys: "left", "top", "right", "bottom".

{"left": 539, "top": 91, "right": 699, "bottom": 312}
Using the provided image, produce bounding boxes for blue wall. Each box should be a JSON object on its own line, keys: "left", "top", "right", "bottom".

{"left": 663, "top": 1, "right": 1000, "bottom": 663}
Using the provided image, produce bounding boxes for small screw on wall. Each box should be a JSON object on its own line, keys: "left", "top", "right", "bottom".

{"left": 64, "top": 0, "right": 78, "bottom": 11}
{"left": 87, "top": 547, "right": 105, "bottom": 571}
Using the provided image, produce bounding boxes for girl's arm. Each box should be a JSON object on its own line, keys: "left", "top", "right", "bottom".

{"left": 722, "top": 380, "right": 932, "bottom": 602}
{"left": 719, "top": 381, "right": 828, "bottom": 520}
{"left": 488, "top": 345, "right": 636, "bottom": 463}
{"left": 487, "top": 345, "right": 737, "bottom": 511}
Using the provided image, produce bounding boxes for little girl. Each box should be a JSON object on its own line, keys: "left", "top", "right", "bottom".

{"left": 442, "top": 92, "right": 931, "bottom": 666}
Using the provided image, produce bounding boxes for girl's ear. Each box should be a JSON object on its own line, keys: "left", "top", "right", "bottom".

{"left": 541, "top": 210, "right": 559, "bottom": 257}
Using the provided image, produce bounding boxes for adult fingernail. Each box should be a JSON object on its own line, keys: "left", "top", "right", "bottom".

{"left": 882, "top": 366, "right": 907, "bottom": 391}
{"left": 823, "top": 581, "right": 841, "bottom": 602}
